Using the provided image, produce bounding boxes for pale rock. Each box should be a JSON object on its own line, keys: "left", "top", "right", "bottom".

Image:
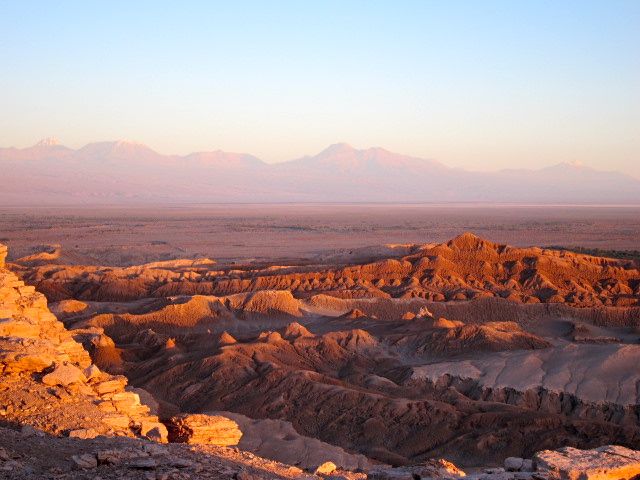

{"left": 42, "top": 363, "right": 87, "bottom": 386}
{"left": 1, "top": 352, "right": 54, "bottom": 373}
{"left": 101, "top": 414, "right": 132, "bottom": 430}
{"left": 128, "top": 386, "right": 160, "bottom": 415}
{"left": 167, "top": 413, "right": 242, "bottom": 446}
{"left": 95, "top": 377, "right": 128, "bottom": 395}
{"left": 416, "top": 306, "right": 434, "bottom": 319}
{"left": 534, "top": 445, "right": 640, "bottom": 480}
{"left": 72, "top": 454, "right": 98, "bottom": 469}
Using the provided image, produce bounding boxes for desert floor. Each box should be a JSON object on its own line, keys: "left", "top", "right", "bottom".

{"left": 2, "top": 204, "right": 639, "bottom": 266}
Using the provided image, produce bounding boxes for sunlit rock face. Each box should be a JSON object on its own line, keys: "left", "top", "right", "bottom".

{"left": 0, "top": 243, "right": 167, "bottom": 442}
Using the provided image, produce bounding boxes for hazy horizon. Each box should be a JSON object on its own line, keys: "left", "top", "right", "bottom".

{"left": 1, "top": 0, "right": 639, "bottom": 177}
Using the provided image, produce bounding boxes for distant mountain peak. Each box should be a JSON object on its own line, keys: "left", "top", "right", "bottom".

{"left": 553, "top": 160, "right": 588, "bottom": 170}
{"left": 114, "top": 139, "right": 147, "bottom": 148}
{"left": 541, "top": 161, "right": 596, "bottom": 174}
{"left": 318, "top": 143, "right": 356, "bottom": 156}
{"left": 78, "top": 140, "right": 157, "bottom": 156}
{"left": 33, "top": 137, "right": 60, "bottom": 147}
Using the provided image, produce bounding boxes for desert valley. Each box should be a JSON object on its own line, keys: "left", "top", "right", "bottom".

{"left": 1, "top": 213, "right": 639, "bottom": 478}
{"left": 2, "top": 1, "right": 639, "bottom": 477}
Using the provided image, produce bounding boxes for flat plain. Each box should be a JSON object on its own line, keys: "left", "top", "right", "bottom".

{"left": 2, "top": 204, "right": 639, "bottom": 266}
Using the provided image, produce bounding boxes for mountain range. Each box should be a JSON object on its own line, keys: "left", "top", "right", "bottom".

{"left": 1, "top": 138, "right": 638, "bottom": 204}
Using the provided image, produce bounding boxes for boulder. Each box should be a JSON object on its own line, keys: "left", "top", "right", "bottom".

{"left": 1, "top": 351, "right": 54, "bottom": 373}
{"left": 314, "top": 461, "right": 337, "bottom": 475}
{"left": 167, "top": 413, "right": 242, "bottom": 446}
{"left": 534, "top": 445, "right": 640, "bottom": 480}
{"left": 94, "top": 376, "right": 128, "bottom": 395}
{"left": 42, "top": 363, "right": 87, "bottom": 387}
{"left": 139, "top": 420, "right": 168, "bottom": 443}
{"left": 504, "top": 457, "right": 524, "bottom": 471}
{"left": 83, "top": 364, "right": 102, "bottom": 381}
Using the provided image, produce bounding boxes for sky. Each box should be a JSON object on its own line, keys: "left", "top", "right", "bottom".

{"left": 0, "top": 0, "right": 638, "bottom": 176}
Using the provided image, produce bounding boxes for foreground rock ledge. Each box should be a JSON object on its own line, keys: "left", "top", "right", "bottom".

{"left": 0, "top": 243, "right": 167, "bottom": 442}
{"left": 534, "top": 445, "right": 640, "bottom": 480}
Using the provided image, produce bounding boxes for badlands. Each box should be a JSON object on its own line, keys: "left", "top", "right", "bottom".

{"left": 1, "top": 232, "right": 640, "bottom": 479}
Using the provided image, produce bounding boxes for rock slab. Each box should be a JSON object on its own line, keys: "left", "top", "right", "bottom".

{"left": 167, "top": 413, "right": 242, "bottom": 446}
{"left": 534, "top": 445, "right": 640, "bottom": 480}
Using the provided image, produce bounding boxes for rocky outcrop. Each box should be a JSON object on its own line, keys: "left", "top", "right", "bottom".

{"left": 166, "top": 414, "right": 242, "bottom": 446}
{"left": 533, "top": 445, "right": 640, "bottom": 480}
{"left": 0, "top": 244, "right": 167, "bottom": 442}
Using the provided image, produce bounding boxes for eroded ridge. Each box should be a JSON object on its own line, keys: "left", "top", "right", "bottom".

{"left": 18, "top": 233, "right": 640, "bottom": 308}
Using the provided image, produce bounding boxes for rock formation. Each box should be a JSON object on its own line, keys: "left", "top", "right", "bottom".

{"left": 19, "top": 233, "right": 640, "bottom": 309}
{"left": 166, "top": 414, "right": 243, "bottom": 446}
{"left": 0, "top": 246, "right": 167, "bottom": 441}
{"left": 534, "top": 445, "right": 640, "bottom": 480}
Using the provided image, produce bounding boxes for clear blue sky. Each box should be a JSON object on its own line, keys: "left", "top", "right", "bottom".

{"left": 1, "top": 0, "right": 638, "bottom": 176}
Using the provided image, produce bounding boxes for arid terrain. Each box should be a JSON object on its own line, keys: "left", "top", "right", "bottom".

{"left": 3, "top": 0, "right": 639, "bottom": 476}
{"left": 2, "top": 205, "right": 639, "bottom": 266}
{"left": 1, "top": 211, "right": 639, "bottom": 478}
